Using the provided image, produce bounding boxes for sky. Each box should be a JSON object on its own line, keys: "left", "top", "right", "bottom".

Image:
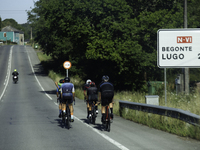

{"left": 0, "top": 0, "right": 38, "bottom": 24}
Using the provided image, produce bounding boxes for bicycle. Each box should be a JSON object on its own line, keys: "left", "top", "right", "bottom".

{"left": 104, "top": 104, "right": 111, "bottom": 132}
{"left": 102, "top": 101, "right": 114, "bottom": 132}
{"left": 62, "top": 102, "right": 71, "bottom": 129}
{"left": 89, "top": 101, "right": 97, "bottom": 124}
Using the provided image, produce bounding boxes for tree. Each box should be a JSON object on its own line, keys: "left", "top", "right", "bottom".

{"left": 27, "top": 0, "right": 200, "bottom": 91}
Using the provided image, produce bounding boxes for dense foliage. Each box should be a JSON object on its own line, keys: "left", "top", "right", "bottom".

{"left": 27, "top": 0, "right": 200, "bottom": 91}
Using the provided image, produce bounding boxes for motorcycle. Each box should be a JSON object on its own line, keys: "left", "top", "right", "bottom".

{"left": 13, "top": 75, "right": 18, "bottom": 83}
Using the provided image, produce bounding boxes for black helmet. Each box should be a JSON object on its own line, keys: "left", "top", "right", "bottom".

{"left": 102, "top": 75, "right": 109, "bottom": 82}
{"left": 64, "top": 77, "right": 70, "bottom": 82}
{"left": 59, "top": 79, "right": 64, "bottom": 83}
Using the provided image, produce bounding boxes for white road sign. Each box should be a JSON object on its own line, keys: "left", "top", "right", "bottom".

{"left": 157, "top": 29, "right": 200, "bottom": 68}
{"left": 63, "top": 61, "right": 71, "bottom": 69}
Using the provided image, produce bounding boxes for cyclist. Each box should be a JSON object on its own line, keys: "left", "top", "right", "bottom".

{"left": 87, "top": 82, "right": 98, "bottom": 119}
{"left": 98, "top": 75, "right": 114, "bottom": 123}
{"left": 83, "top": 79, "right": 91, "bottom": 118}
{"left": 55, "top": 79, "right": 64, "bottom": 118}
{"left": 61, "top": 77, "right": 75, "bottom": 122}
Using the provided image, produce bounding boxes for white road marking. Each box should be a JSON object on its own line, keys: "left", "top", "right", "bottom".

{"left": 26, "top": 48, "right": 52, "bottom": 100}
{"left": 26, "top": 47, "right": 129, "bottom": 150}
{"left": 74, "top": 116, "right": 129, "bottom": 150}
{"left": 0, "top": 46, "right": 12, "bottom": 101}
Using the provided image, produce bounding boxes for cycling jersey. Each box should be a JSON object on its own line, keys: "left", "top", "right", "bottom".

{"left": 57, "top": 82, "right": 63, "bottom": 92}
{"left": 87, "top": 86, "right": 98, "bottom": 102}
{"left": 83, "top": 83, "right": 90, "bottom": 91}
{"left": 61, "top": 82, "right": 75, "bottom": 103}
{"left": 99, "top": 81, "right": 114, "bottom": 105}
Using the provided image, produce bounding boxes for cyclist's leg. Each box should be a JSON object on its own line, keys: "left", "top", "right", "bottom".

{"left": 62, "top": 98, "right": 67, "bottom": 114}
{"left": 109, "top": 101, "right": 113, "bottom": 119}
{"left": 95, "top": 100, "right": 98, "bottom": 114}
{"left": 88, "top": 100, "right": 92, "bottom": 118}
{"left": 58, "top": 94, "right": 62, "bottom": 118}
{"left": 87, "top": 101, "right": 89, "bottom": 118}
{"left": 68, "top": 98, "right": 74, "bottom": 122}
{"left": 101, "top": 99, "right": 106, "bottom": 123}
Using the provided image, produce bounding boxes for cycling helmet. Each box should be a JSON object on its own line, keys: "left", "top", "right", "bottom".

{"left": 102, "top": 75, "right": 109, "bottom": 82}
{"left": 86, "top": 79, "right": 91, "bottom": 84}
{"left": 14, "top": 69, "right": 17, "bottom": 72}
{"left": 59, "top": 79, "right": 64, "bottom": 83}
{"left": 64, "top": 77, "right": 70, "bottom": 82}
{"left": 90, "top": 82, "right": 95, "bottom": 87}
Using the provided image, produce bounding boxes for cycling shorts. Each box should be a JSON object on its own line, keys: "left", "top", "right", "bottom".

{"left": 62, "top": 93, "right": 73, "bottom": 104}
{"left": 101, "top": 99, "right": 112, "bottom": 106}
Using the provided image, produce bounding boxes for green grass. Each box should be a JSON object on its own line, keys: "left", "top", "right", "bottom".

{"left": 36, "top": 49, "right": 200, "bottom": 140}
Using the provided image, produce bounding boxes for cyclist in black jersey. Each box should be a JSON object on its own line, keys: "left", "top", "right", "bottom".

{"left": 98, "top": 75, "right": 114, "bottom": 123}
{"left": 83, "top": 79, "right": 91, "bottom": 118}
{"left": 87, "top": 82, "right": 98, "bottom": 119}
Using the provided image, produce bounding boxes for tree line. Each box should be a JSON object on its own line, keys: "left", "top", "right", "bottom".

{"left": 27, "top": 0, "right": 200, "bottom": 91}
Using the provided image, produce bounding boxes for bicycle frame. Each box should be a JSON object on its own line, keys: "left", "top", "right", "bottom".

{"left": 105, "top": 105, "right": 111, "bottom": 132}
{"left": 90, "top": 101, "right": 97, "bottom": 124}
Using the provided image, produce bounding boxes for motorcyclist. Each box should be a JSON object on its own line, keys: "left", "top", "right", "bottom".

{"left": 12, "top": 69, "right": 19, "bottom": 82}
{"left": 12, "top": 69, "right": 19, "bottom": 76}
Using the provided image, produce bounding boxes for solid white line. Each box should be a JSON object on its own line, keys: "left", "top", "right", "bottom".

{"left": 0, "top": 46, "right": 13, "bottom": 101}
{"left": 74, "top": 116, "right": 129, "bottom": 150}
{"left": 26, "top": 48, "right": 52, "bottom": 100}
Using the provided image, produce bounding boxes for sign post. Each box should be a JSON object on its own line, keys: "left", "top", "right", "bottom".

{"left": 63, "top": 61, "right": 71, "bottom": 77}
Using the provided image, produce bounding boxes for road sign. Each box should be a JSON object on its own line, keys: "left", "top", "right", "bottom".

{"left": 157, "top": 29, "right": 200, "bottom": 68}
{"left": 63, "top": 61, "right": 71, "bottom": 69}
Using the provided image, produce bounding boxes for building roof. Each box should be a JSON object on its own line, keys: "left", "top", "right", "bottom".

{"left": 1, "top": 26, "right": 24, "bottom": 34}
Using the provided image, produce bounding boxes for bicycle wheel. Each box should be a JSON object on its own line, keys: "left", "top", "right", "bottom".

{"left": 92, "top": 105, "right": 96, "bottom": 124}
{"left": 107, "top": 113, "right": 110, "bottom": 132}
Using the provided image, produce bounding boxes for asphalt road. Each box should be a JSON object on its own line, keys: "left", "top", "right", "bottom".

{"left": 0, "top": 45, "right": 200, "bottom": 150}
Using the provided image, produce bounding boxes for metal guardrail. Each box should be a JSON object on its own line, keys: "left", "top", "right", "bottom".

{"left": 119, "top": 100, "right": 200, "bottom": 126}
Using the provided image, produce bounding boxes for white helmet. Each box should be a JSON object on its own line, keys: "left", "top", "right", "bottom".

{"left": 86, "top": 79, "right": 91, "bottom": 84}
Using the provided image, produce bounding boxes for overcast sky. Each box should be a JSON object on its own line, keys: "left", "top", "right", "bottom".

{"left": 0, "top": 0, "right": 38, "bottom": 24}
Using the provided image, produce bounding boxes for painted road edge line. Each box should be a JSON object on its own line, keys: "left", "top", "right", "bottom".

{"left": 0, "top": 46, "right": 12, "bottom": 101}
{"left": 74, "top": 116, "right": 129, "bottom": 150}
{"left": 26, "top": 48, "right": 52, "bottom": 100}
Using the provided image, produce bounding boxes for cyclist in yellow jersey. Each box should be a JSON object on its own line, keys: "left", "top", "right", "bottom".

{"left": 55, "top": 79, "right": 64, "bottom": 118}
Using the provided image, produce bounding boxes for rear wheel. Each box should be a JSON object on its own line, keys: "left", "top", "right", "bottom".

{"left": 92, "top": 106, "right": 96, "bottom": 124}
{"left": 66, "top": 106, "right": 71, "bottom": 129}
{"left": 105, "top": 106, "right": 111, "bottom": 132}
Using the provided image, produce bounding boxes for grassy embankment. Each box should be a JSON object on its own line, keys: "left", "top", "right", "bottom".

{"left": 37, "top": 50, "right": 200, "bottom": 140}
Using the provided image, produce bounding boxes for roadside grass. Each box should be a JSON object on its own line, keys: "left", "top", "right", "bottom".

{"left": 36, "top": 50, "right": 200, "bottom": 140}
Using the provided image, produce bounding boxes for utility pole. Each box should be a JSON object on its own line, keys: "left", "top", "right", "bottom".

{"left": 31, "top": 27, "right": 32, "bottom": 40}
{"left": 184, "top": 0, "right": 189, "bottom": 94}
